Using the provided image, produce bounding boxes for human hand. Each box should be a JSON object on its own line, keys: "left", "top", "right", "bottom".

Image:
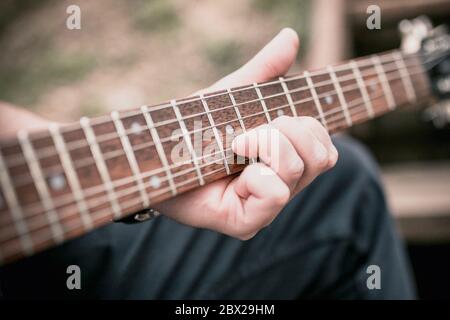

{"left": 155, "top": 28, "right": 338, "bottom": 240}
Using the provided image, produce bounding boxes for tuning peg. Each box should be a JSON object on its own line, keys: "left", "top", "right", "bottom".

{"left": 423, "top": 100, "right": 450, "bottom": 129}
{"left": 399, "top": 16, "right": 433, "bottom": 54}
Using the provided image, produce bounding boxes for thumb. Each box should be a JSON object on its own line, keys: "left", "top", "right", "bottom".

{"left": 205, "top": 28, "right": 300, "bottom": 92}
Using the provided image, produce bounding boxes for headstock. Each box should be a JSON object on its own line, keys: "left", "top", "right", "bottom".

{"left": 400, "top": 16, "right": 450, "bottom": 99}
{"left": 400, "top": 16, "right": 450, "bottom": 128}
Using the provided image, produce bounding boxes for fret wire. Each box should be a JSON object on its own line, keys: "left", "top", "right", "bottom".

{"left": 80, "top": 117, "right": 122, "bottom": 219}
{"left": 79, "top": 60, "right": 419, "bottom": 150}
{"left": 0, "top": 149, "right": 34, "bottom": 255}
{"left": 2, "top": 60, "right": 422, "bottom": 170}
{"left": 7, "top": 66, "right": 426, "bottom": 194}
{"left": 327, "top": 65, "right": 352, "bottom": 127}
{"left": 304, "top": 71, "right": 328, "bottom": 129}
{"left": 0, "top": 52, "right": 422, "bottom": 151}
{"left": 76, "top": 51, "right": 417, "bottom": 127}
{"left": 227, "top": 88, "right": 257, "bottom": 165}
{"left": 17, "top": 130, "right": 65, "bottom": 243}
{"left": 227, "top": 89, "right": 246, "bottom": 132}
{"left": 62, "top": 145, "right": 234, "bottom": 217}
{"left": 111, "top": 111, "right": 150, "bottom": 208}
{"left": 8, "top": 78, "right": 418, "bottom": 249}
{"left": 2, "top": 164, "right": 230, "bottom": 256}
{"left": 253, "top": 83, "right": 271, "bottom": 122}
{"left": 200, "top": 94, "right": 231, "bottom": 175}
{"left": 3, "top": 87, "right": 396, "bottom": 244}
{"left": 49, "top": 124, "right": 93, "bottom": 230}
{"left": 2, "top": 75, "right": 430, "bottom": 236}
{"left": 393, "top": 52, "right": 417, "bottom": 102}
{"left": 372, "top": 55, "right": 396, "bottom": 110}
{"left": 141, "top": 105, "right": 177, "bottom": 196}
{"left": 9, "top": 85, "right": 433, "bottom": 247}
{"left": 350, "top": 60, "right": 374, "bottom": 118}
{"left": 77, "top": 52, "right": 419, "bottom": 128}
{"left": 171, "top": 99, "right": 205, "bottom": 186}
{"left": 279, "top": 76, "right": 298, "bottom": 117}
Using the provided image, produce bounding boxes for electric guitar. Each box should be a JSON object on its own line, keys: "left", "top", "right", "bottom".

{"left": 0, "top": 18, "right": 449, "bottom": 266}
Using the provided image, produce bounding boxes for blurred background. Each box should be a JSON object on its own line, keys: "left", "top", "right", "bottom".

{"left": 0, "top": 0, "right": 449, "bottom": 298}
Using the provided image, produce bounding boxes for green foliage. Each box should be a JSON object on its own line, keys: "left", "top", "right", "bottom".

{"left": 79, "top": 96, "right": 105, "bottom": 118}
{"left": 132, "top": 0, "right": 179, "bottom": 32}
{"left": 0, "top": 50, "right": 97, "bottom": 107}
{"left": 252, "top": 0, "right": 312, "bottom": 57}
{"left": 204, "top": 40, "right": 242, "bottom": 74}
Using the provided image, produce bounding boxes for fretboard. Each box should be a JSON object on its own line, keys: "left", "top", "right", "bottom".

{"left": 0, "top": 50, "right": 432, "bottom": 265}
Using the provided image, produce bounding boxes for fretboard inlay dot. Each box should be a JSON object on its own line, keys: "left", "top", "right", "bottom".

{"left": 49, "top": 174, "right": 66, "bottom": 191}
{"left": 150, "top": 176, "right": 161, "bottom": 189}
{"left": 225, "top": 125, "right": 235, "bottom": 135}
{"left": 130, "top": 122, "right": 143, "bottom": 135}
{"left": 324, "top": 95, "right": 333, "bottom": 105}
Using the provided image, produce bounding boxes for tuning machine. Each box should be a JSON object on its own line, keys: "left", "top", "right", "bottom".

{"left": 423, "top": 100, "right": 450, "bottom": 129}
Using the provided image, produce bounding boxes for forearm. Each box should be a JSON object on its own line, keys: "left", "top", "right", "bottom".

{"left": 0, "top": 101, "right": 50, "bottom": 138}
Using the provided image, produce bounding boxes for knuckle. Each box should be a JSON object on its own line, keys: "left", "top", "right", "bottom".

{"left": 316, "top": 152, "right": 329, "bottom": 169}
{"left": 272, "top": 115, "right": 291, "bottom": 125}
{"left": 272, "top": 115, "right": 295, "bottom": 130}
{"left": 327, "top": 147, "right": 339, "bottom": 169}
{"left": 312, "top": 143, "right": 329, "bottom": 169}
{"left": 298, "top": 116, "right": 321, "bottom": 129}
{"left": 286, "top": 158, "right": 304, "bottom": 178}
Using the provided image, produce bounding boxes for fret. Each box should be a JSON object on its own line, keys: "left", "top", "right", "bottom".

{"left": 372, "top": 55, "right": 396, "bottom": 110}
{"left": 327, "top": 65, "right": 352, "bottom": 127}
{"left": 80, "top": 117, "right": 122, "bottom": 219}
{"left": 228, "top": 89, "right": 256, "bottom": 165}
{"left": 171, "top": 100, "right": 205, "bottom": 186}
{"left": 141, "top": 105, "right": 177, "bottom": 196}
{"left": 200, "top": 94, "right": 231, "bottom": 175}
{"left": 227, "top": 89, "right": 246, "bottom": 133}
{"left": 253, "top": 83, "right": 271, "bottom": 122}
{"left": 350, "top": 60, "right": 375, "bottom": 118}
{"left": 111, "top": 111, "right": 150, "bottom": 208}
{"left": 49, "top": 124, "right": 93, "bottom": 230}
{"left": 17, "top": 130, "right": 64, "bottom": 243}
{"left": 304, "top": 71, "right": 327, "bottom": 129}
{"left": 279, "top": 77, "right": 298, "bottom": 117}
{"left": 0, "top": 149, "right": 34, "bottom": 255}
{"left": 393, "top": 52, "right": 417, "bottom": 103}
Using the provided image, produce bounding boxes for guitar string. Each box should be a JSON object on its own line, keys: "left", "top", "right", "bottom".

{"left": 47, "top": 51, "right": 429, "bottom": 131}
{"left": 0, "top": 68, "right": 427, "bottom": 218}
{"left": 3, "top": 61, "right": 424, "bottom": 187}
{"left": 0, "top": 50, "right": 421, "bottom": 149}
{"left": 1, "top": 55, "right": 422, "bottom": 170}
{"left": 4, "top": 65, "right": 425, "bottom": 194}
{"left": 0, "top": 49, "right": 443, "bottom": 257}
{"left": 0, "top": 80, "right": 430, "bottom": 243}
{"left": 0, "top": 85, "right": 430, "bottom": 249}
{"left": 0, "top": 88, "right": 392, "bottom": 243}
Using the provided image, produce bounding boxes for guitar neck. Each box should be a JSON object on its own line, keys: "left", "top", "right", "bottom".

{"left": 0, "top": 49, "right": 432, "bottom": 265}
